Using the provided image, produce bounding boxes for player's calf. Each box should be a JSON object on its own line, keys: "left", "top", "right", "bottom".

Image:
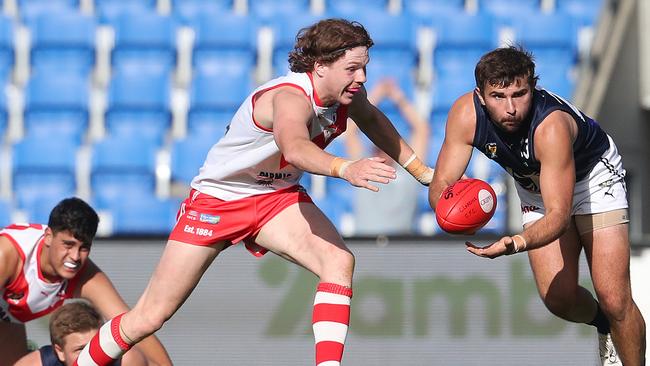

{"left": 312, "top": 283, "right": 353, "bottom": 366}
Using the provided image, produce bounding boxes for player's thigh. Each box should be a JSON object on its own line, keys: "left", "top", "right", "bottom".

{"left": 526, "top": 221, "right": 582, "bottom": 300}
{"left": 254, "top": 202, "right": 351, "bottom": 275}
{"left": 581, "top": 223, "right": 632, "bottom": 307}
{"left": 132, "top": 240, "right": 226, "bottom": 322}
{"left": 0, "top": 322, "right": 28, "bottom": 365}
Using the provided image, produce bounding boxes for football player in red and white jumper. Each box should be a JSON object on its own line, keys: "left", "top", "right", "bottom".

{"left": 74, "top": 19, "right": 434, "bottom": 366}
{"left": 0, "top": 198, "right": 171, "bottom": 366}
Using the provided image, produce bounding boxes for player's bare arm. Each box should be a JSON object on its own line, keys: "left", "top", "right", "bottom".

{"left": 467, "top": 111, "right": 577, "bottom": 258}
{"left": 429, "top": 92, "right": 476, "bottom": 210}
{"left": 516, "top": 110, "right": 577, "bottom": 248}
{"left": 270, "top": 86, "right": 396, "bottom": 191}
{"left": 375, "top": 79, "right": 431, "bottom": 158}
{"left": 77, "top": 261, "right": 172, "bottom": 366}
{"left": 349, "top": 87, "right": 432, "bottom": 185}
{"left": 0, "top": 235, "right": 30, "bottom": 365}
{"left": 0, "top": 235, "right": 19, "bottom": 289}
{"left": 271, "top": 86, "right": 337, "bottom": 175}
{"left": 348, "top": 86, "right": 411, "bottom": 163}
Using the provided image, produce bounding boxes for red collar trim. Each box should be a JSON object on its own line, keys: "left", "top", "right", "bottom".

{"left": 306, "top": 72, "right": 325, "bottom": 107}
{"left": 37, "top": 238, "right": 61, "bottom": 284}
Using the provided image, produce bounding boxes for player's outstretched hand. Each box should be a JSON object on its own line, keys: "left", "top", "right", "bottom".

{"left": 465, "top": 236, "right": 517, "bottom": 259}
{"left": 341, "top": 157, "right": 396, "bottom": 192}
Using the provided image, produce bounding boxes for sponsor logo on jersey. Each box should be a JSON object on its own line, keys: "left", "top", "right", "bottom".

{"left": 485, "top": 143, "right": 498, "bottom": 158}
{"left": 255, "top": 171, "right": 293, "bottom": 186}
{"left": 199, "top": 213, "right": 221, "bottom": 224}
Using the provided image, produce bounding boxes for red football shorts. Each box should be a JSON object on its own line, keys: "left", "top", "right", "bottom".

{"left": 169, "top": 185, "right": 313, "bottom": 256}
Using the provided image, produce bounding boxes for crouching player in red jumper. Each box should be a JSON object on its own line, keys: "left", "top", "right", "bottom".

{"left": 74, "top": 18, "right": 433, "bottom": 366}
{"left": 0, "top": 198, "right": 171, "bottom": 366}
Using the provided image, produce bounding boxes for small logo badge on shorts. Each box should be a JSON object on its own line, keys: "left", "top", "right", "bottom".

{"left": 521, "top": 205, "right": 540, "bottom": 213}
{"left": 199, "top": 213, "right": 220, "bottom": 224}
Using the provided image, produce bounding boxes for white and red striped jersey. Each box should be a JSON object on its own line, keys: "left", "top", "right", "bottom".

{"left": 191, "top": 71, "right": 348, "bottom": 201}
{"left": 0, "top": 224, "right": 81, "bottom": 323}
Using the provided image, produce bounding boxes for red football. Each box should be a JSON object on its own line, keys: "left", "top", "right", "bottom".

{"left": 435, "top": 178, "right": 497, "bottom": 234}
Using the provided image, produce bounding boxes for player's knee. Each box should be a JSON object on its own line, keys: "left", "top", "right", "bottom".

{"left": 599, "top": 293, "right": 632, "bottom": 323}
{"left": 333, "top": 248, "right": 355, "bottom": 272}
{"left": 320, "top": 245, "right": 354, "bottom": 276}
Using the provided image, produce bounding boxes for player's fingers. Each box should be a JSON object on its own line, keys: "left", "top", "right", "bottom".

{"left": 368, "top": 156, "right": 387, "bottom": 163}
{"left": 360, "top": 167, "right": 395, "bottom": 181}
{"left": 351, "top": 177, "right": 379, "bottom": 192}
{"left": 363, "top": 183, "right": 379, "bottom": 192}
{"left": 466, "top": 246, "right": 478, "bottom": 255}
{"left": 366, "top": 174, "right": 391, "bottom": 184}
{"left": 465, "top": 243, "right": 484, "bottom": 257}
{"left": 374, "top": 162, "right": 396, "bottom": 173}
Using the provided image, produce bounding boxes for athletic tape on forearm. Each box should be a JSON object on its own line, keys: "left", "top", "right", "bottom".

{"left": 330, "top": 157, "right": 352, "bottom": 178}
{"left": 402, "top": 153, "right": 434, "bottom": 184}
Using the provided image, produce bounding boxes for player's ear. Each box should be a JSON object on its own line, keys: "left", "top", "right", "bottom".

{"left": 43, "top": 227, "right": 53, "bottom": 247}
{"left": 54, "top": 343, "right": 66, "bottom": 362}
{"left": 474, "top": 87, "right": 486, "bottom": 105}
{"left": 314, "top": 61, "right": 326, "bottom": 77}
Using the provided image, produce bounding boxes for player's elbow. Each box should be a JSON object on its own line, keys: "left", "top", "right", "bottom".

{"left": 281, "top": 148, "right": 302, "bottom": 167}
{"left": 280, "top": 139, "right": 312, "bottom": 168}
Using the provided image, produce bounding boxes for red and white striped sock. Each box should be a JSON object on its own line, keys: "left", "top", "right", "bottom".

{"left": 312, "top": 282, "right": 353, "bottom": 366}
{"left": 73, "top": 313, "right": 132, "bottom": 366}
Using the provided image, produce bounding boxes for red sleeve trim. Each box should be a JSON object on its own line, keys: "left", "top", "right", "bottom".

{"left": 251, "top": 83, "right": 310, "bottom": 132}
{"left": 306, "top": 72, "right": 325, "bottom": 107}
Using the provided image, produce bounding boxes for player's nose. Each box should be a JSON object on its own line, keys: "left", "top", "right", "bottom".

{"left": 355, "top": 67, "right": 366, "bottom": 83}
{"left": 68, "top": 247, "right": 81, "bottom": 260}
{"left": 506, "top": 98, "right": 516, "bottom": 115}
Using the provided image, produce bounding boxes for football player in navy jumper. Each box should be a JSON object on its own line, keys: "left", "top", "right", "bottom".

{"left": 428, "top": 46, "right": 645, "bottom": 366}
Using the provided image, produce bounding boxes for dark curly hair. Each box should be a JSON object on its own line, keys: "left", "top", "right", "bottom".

{"left": 48, "top": 197, "right": 99, "bottom": 246}
{"left": 475, "top": 45, "right": 539, "bottom": 93}
{"left": 288, "top": 18, "right": 374, "bottom": 73}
